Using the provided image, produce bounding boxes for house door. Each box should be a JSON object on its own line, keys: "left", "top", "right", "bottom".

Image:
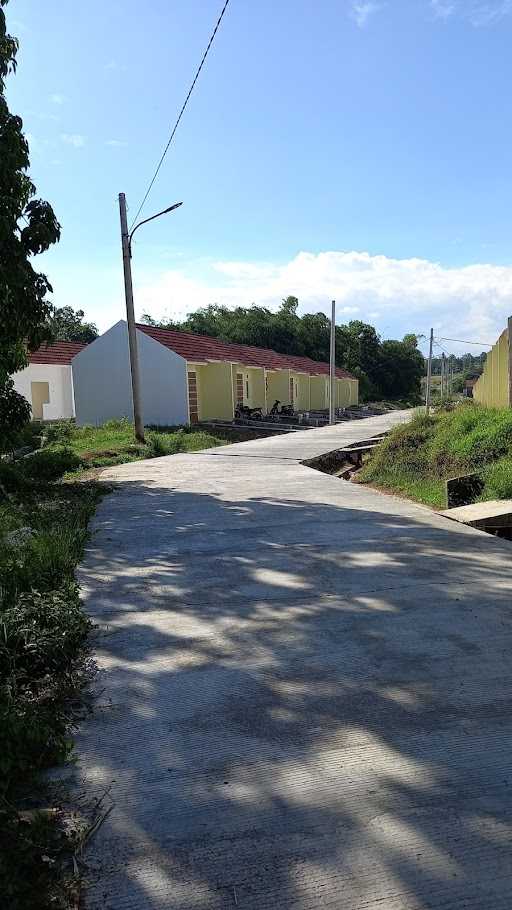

{"left": 289, "top": 376, "right": 294, "bottom": 406}
{"left": 188, "top": 372, "right": 199, "bottom": 423}
{"left": 31, "top": 381, "right": 50, "bottom": 420}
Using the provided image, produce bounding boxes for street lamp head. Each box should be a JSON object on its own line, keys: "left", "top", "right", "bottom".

{"left": 162, "top": 202, "right": 183, "bottom": 214}
{"left": 128, "top": 201, "right": 184, "bottom": 251}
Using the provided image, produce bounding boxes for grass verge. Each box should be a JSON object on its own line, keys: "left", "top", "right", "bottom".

{"left": 0, "top": 456, "right": 103, "bottom": 908}
{"left": 36, "top": 418, "right": 263, "bottom": 478}
{"left": 359, "top": 403, "right": 512, "bottom": 509}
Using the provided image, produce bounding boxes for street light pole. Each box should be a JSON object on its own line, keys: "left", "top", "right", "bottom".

{"left": 329, "top": 299, "right": 336, "bottom": 426}
{"left": 118, "top": 194, "right": 183, "bottom": 444}
{"left": 119, "top": 192, "right": 145, "bottom": 442}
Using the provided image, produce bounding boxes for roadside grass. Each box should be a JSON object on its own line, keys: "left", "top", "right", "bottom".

{"left": 0, "top": 461, "right": 102, "bottom": 909}
{"left": 38, "top": 418, "right": 261, "bottom": 477}
{"left": 359, "top": 403, "right": 512, "bottom": 508}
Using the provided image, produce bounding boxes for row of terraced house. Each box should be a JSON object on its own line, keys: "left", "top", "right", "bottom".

{"left": 12, "top": 320, "right": 358, "bottom": 424}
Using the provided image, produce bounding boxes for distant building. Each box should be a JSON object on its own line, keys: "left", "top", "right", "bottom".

{"left": 72, "top": 320, "right": 359, "bottom": 426}
{"left": 463, "top": 378, "right": 477, "bottom": 398}
{"left": 12, "top": 341, "right": 86, "bottom": 420}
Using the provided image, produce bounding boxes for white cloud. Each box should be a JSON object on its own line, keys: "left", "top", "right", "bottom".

{"left": 50, "top": 93, "right": 66, "bottom": 105}
{"left": 430, "top": 0, "right": 456, "bottom": 19}
{"left": 350, "top": 2, "right": 382, "bottom": 28}
{"left": 430, "top": 0, "right": 512, "bottom": 25}
{"left": 133, "top": 250, "right": 512, "bottom": 350}
{"left": 105, "top": 139, "right": 127, "bottom": 147}
{"left": 468, "top": 0, "right": 512, "bottom": 26}
{"left": 60, "top": 133, "right": 86, "bottom": 148}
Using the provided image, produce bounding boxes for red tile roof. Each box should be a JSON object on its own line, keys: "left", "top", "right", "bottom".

{"left": 137, "top": 324, "right": 356, "bottom": 380}
{"left": 28, "top": 341, "right": 86, "bottom": 365}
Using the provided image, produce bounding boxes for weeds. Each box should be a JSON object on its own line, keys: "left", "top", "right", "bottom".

{"left": 0, "top": 464, "right": 102, "bottom": 909}
{"left": 360, "top": 403, "right": 512, "bottom": 507}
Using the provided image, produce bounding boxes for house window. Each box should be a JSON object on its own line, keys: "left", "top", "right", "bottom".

{"left": 245, "top": 375, "right": 250, "bottom": 401}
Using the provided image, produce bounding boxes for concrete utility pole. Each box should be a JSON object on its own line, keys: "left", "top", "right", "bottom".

{"left": 425, "top": 328, "right": 434, "bottom": 414}
{"left": 441, "top": 352, "right": 446, "bottom": 400}
{"left": 118, "top": 194, "right": 183, "bottom": 443}
{"left": 119, "top": 192, "right": 145, "bottom": 442}
{"left": 329, "top": 299, "right": 336, "bottom": 425}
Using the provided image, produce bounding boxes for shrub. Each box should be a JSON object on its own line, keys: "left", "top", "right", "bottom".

{"left": 146, "top": 430, "right": 186, "bottom": 458}
{"left": 20, "top": 446, "right": 82, "bottom": 482}
{"left": 44, "top": 421, "right": 73, "bottom": 444}
{"left": 0, "top": 462, "right": 31, "bottom": 495}
{"left": 0, "top": 586, "right": 89, "bottom": 683}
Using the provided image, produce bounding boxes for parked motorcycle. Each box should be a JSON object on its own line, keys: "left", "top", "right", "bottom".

{"left": 234, "top": 404, "right": 263, "bottom": 420}
{"left": 269, "top": 400, "right": 295, "bottom": 418}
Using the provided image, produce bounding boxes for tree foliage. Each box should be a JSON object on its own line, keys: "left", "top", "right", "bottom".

{"left": 47, "top": 306, "right": 98, "bottom": 343}
{"left": 142, "top": 298, "right": 426, "bottom": 402}
{"left": 0, "top": 2, "right": 60, "bottom": 428}
{"left": 430, "top": 352, "right": 486, "bottom": 377}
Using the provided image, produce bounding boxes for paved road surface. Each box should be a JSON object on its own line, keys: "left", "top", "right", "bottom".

{"left": 72, "top": 413, "right": 512, "bottom": 909}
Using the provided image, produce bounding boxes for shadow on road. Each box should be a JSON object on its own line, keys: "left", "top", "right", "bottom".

{"left": 75, "top": 477, "right": 512, "bottom": 909}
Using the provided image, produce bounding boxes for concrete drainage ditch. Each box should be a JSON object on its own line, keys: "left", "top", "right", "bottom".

{"left": 303, "top": 432, "right": 389, "bottom": 481}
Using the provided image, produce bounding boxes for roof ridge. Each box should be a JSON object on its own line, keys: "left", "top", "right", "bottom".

{"left": 136, "top": 323, "right": 356, "bottom": 379}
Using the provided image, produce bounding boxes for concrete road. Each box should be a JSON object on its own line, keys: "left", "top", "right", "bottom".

{"left": 73, "top": 414, "right": 512, "bottom": 909}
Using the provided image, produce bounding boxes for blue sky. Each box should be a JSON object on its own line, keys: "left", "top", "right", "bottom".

{"left": 6, "top": 0, "right": 512, "bottom": 355}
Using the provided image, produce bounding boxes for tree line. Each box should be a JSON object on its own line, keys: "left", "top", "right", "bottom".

{"left": 142, "top": 297, "right": 426, "bottom": 402}
{"left": 430, "top": 352, "right": 486, "bottom": 377}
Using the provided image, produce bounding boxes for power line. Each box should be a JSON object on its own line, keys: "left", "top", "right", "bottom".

{"left": 436, "top": 336, "right": 494, "bottom": 347}
{"left": 130, "top": 0, "right": 232, "bottom": 229}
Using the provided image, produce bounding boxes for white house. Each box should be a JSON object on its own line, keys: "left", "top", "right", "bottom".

{"left": 12, "top": 341, "right": 85, "bottom": 420}
{"left": 72, "top": 320, "right": 189, "bottom": 426}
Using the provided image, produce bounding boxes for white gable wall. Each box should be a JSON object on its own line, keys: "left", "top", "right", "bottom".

{"left": 72, "top": 320, "right": 188, "bottom": 426}
{"left": 12, "top": 363, "right": 75, "bottom": 419}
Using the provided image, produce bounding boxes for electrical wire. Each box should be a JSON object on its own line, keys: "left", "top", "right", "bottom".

{"left": 436, "top": 336, "right": 494, "bottom": 347}
{"left": 130, "top": 0, "right": 232, "bottom": 229}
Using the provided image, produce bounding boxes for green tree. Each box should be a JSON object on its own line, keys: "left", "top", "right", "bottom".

{"left": 0, "top": 3, "right": 60, "bottom": 434}
{"left": 378, "top": 336, "right": 425, "bottom": 400}
{"left": 48, "top": 306, "right": 98, "bottom": 343}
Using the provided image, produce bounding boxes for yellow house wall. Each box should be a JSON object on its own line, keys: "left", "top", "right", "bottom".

{"left": 195, "top": 361, "right": 234, "bottom": 420}
{"left": 292, "top": 372, "right": 310, "bottom": 410}
{"left": 310, "top": 376, "right": 327, "bottom": 409}
{"left": 248, "top": 367, "right": 266, "bottom": 409}
{"left": 349, "top": 379, "right": 359, "bottom": 406}
{"left": 473, "top": 328, "right": 510, "bottom": 408}
{"left": 231, "top": 364, "right": 240, "bottom": 406}
{"left": 267, "top": 370, "right": 290, "bottom": 408}
{"left": 336, "top": 379, "right": 351, "bottom": 408}
{"left": 231, "top": 364, "right": 266, "bottom": 409}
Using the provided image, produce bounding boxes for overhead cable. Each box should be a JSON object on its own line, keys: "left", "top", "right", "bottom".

{"left": 130, "top": 0, "right": 232, "bottom": 229}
